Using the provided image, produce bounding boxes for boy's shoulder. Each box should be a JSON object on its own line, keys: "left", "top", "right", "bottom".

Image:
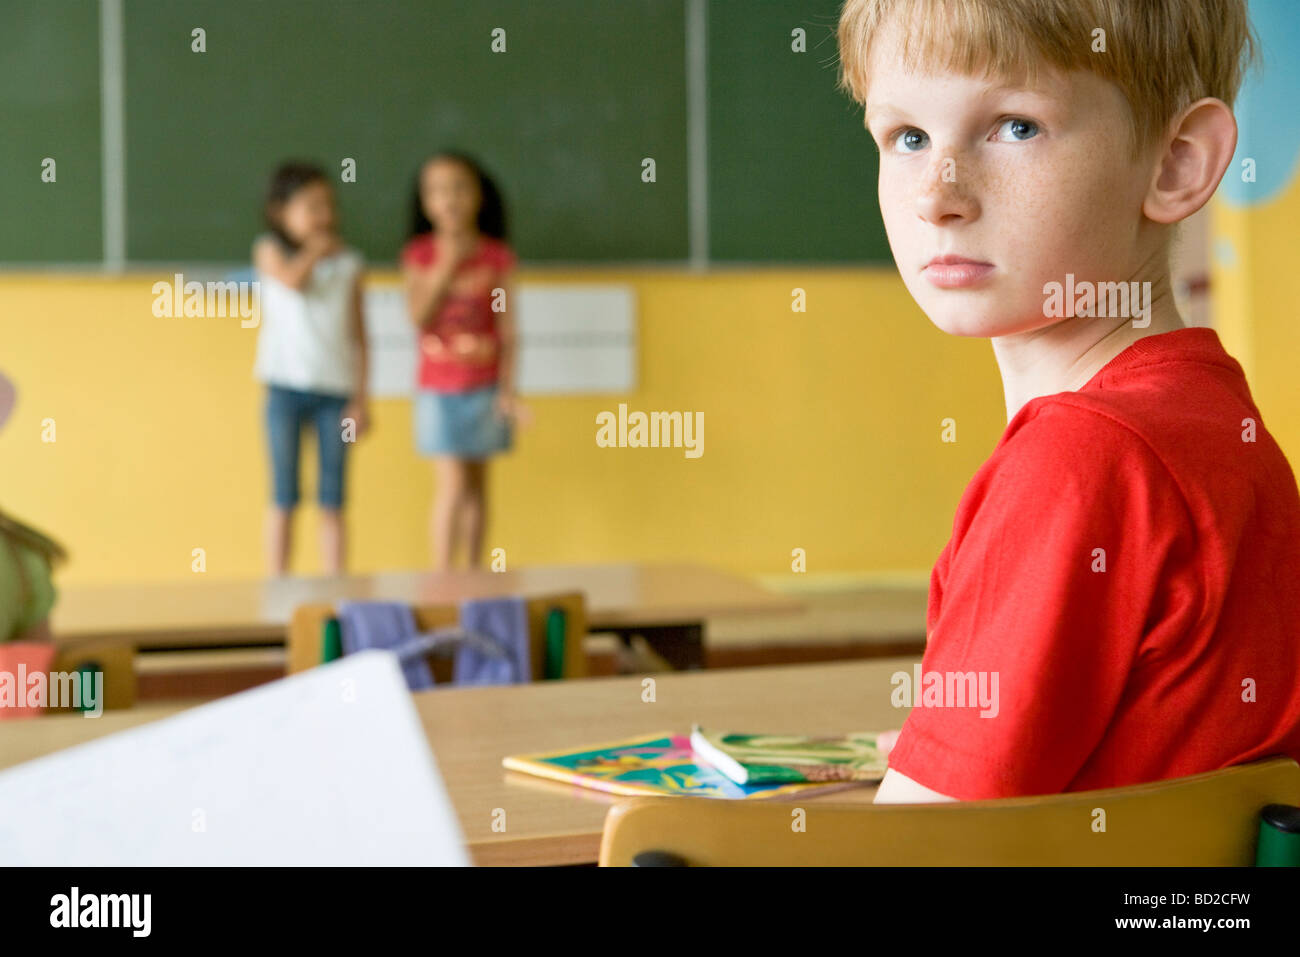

{"left": 983, "top": 329, "right": 1286, "bottom": 530}
{"left": 1006, "top": 328, "right": 1255, "bottom": 466}
{"left": 985, "top": 395, "right": 1181, "bottom": 516}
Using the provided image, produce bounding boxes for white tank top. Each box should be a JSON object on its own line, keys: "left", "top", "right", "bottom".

{"left": 253, "top": 241, "right": 364, "bottom": 396}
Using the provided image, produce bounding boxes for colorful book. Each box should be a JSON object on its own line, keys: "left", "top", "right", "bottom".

{"left": 503, "top": 732, "right": 858, "bottom": 799}
{"left": 689, "top": 726, "right": 889, "bottom": 784}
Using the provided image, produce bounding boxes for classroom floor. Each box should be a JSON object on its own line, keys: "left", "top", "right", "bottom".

{"left": 133, "top": 581, "right": 928, "bottom": 702}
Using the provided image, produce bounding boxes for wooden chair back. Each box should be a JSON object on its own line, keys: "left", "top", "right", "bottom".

{"left": 599, "top": 758, "right": 1300, "bottom": 866}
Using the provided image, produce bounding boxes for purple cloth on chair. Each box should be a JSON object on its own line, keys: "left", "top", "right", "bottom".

{"left": 336, "top": 601, "right": 436, "bottom": 691}
{"left": 453, "top": 597, "right": 530, "bottom": 686}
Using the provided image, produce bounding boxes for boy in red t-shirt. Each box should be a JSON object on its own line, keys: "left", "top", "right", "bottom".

{"left": 835, "top": 0, "right": 1300, "bottom": 801}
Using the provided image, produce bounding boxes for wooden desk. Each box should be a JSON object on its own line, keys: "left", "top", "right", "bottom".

{"left": 53, "top": 563, "right": 804, "bottom": 670}
{"left": 0, "top": 657, "right": 918, "bottom": 865}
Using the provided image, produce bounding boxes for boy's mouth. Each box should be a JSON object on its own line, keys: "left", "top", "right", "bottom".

{"left": 923, "top": 255, "right": 995, "bottom": 289}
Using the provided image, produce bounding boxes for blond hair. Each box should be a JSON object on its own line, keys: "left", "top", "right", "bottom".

{"left": 837, "top": 0, "right": 1256, "bottom": 155}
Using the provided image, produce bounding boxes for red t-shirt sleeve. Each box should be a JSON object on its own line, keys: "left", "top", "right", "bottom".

{"left": 887, "top": 401, "right": 1200, "bottom": 799}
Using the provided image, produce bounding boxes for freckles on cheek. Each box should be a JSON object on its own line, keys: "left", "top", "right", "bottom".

{"left": 1042, "top": 146, "right": 1129, "bottom": 236}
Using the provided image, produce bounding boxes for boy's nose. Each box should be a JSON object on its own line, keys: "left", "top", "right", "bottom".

{"left": 914, "top": 155, "right": 979, "bottom": 226}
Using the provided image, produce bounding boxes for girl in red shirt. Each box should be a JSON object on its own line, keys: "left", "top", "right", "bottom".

{"left": 401, "top": 153, "right": 519, "bottom": 570}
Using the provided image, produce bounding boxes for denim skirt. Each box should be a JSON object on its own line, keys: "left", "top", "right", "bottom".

{"left": 414, "top": 385, "right": 512, "bottom": 459}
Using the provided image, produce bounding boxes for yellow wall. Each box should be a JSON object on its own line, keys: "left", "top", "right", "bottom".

{"left": 0, "top": 269, "right": 1008, "bottom": 585}
{"left": 1213, "top": 174, "right": 1300, "bottom": 467}
{"left": 6, "top": 208, "right": 1292, "bottom": 589}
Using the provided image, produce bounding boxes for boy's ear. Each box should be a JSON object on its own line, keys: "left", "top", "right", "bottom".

{"left": 1143, "top": 98, "right": 1238, "bottom": 225}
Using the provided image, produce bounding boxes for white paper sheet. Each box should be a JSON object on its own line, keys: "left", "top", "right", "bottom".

{"left": 0, "top": 651, "right": 469, "bottom": 865}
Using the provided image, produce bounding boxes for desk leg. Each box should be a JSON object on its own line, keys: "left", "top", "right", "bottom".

{"left": 625, "top": 623, "right": 705, "bottom": 671}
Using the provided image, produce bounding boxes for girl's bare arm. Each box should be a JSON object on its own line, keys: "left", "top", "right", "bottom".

{"left": 349, "top": 271, "right": 369, "bottom": 401}
{"left": 404, "top": 259, "right": 458, "bottom": 330}
{"left": 495, "top": 278, "right": 517, "bottom": 395}
{"left": 254, "top": 233, "right": 335, "bottom": 291}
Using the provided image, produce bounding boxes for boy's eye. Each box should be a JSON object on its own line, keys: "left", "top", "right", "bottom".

{"left": 995, "top": 118, "right": 1039, "bottom": 142}
{"left": 891, "top": 128, "right": 930, "bottom": 153}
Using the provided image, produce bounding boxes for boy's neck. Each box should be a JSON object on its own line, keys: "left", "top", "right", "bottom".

{"left": 991, "top": 281, "right": 1186, "bottom": 422}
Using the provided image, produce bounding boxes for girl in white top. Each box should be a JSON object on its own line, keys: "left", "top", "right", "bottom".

{"left": 253, "top": 162, "right": 368, "bottom": 576}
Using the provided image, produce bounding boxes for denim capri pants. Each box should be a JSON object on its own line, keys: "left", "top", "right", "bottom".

{"left": 265, "top": 385, "right": 349, "bottom": 509}
{"left": 414, "top": 385, "right": 512, "bottom": 459}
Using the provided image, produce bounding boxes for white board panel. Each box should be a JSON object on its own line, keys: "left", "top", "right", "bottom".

{"left": 364, "top": 285, "right": 419, "bottom": 398}
{"left": 515, "top": 285, "right": 637, "bottom": 394}
{"left": 364, "top": 283, "right": 636, "bottom": 397}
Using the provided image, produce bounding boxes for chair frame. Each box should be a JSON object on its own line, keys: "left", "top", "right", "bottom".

{"left": 286, "top": 591, "right": 588, "bottom": 682}
{"left": 599, "top": 757, "right": 1300, "bottom": 866}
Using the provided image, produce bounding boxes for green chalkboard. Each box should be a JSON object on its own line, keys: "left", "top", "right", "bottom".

{"left": 0, "top": 0, "right": 102, "bottom": 263}
{"left": 122, "top": 0, "right": 689, "bottom": 263}
{"left": 707, "top": 0, "right": 889, "bottom": 263}
{"left": 1, "top": 1, "right": 895, "bottom": 265}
